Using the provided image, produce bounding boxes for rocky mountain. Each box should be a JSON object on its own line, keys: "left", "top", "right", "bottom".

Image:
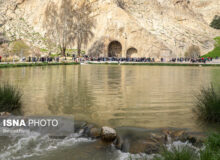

{"left": 0, "top": 0, "right": 219, "bottom": 58}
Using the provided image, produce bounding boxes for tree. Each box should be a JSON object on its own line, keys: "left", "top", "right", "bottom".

{"left": 72, "top": 1, "right": 95, "bottom": 56}
{"left": 10, "top": 40, "right": 30, "bottom": 56}
{"left": 44, "top": 0, "right": 95, "bottom": 57}
{"left": 185, "top": 45, "right": 201, "bottom": 59}
{"left": 210, "top": 15, "right": 220, "bottom": 29}
{"left": 44, "top": 0, "right": 73, "bottom": 56}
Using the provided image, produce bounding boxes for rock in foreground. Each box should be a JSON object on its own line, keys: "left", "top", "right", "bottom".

{"left": 101, "top": 126, "right": 117, "bottom": 142}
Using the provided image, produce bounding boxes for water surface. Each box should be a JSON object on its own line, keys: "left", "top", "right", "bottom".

{"left": 0, "top": 65, "right": 219, "bottom": 131}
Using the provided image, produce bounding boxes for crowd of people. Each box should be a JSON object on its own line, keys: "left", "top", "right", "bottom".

{"left": 81, "top": 56, "right": 216, "bottom": 63}
{"left": 169, "top": 57, "right": 214, "bottom": 63}
{"left": 85, "top": 57, "right": 156, "bottom": 62}
{"left": 17, "top": 56, "right": 60, "bottom": 63}
{"left": 0, "top": 55, "right": 218, "bottom": 64}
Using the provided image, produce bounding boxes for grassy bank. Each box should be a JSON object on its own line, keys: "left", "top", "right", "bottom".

{"left": 152, "top": 133, "right": 220, "bottom": 160}
{"left": 202, "top": 37, "right": 220, "bottom": 58}
{"left": 88, "top": 62, "right": 220, "bottom": 67}
{"left": 0, "top": 62, "right": 80, "bottom": 68}
{"left": 129, "top": 133, "right": 220, "bottom": 160}
{"left": 1, "top": 62, "right": 220, "bottom": 68}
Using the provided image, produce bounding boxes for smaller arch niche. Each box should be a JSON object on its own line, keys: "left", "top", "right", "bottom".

{"left": 126, "top": 48, "right": 138, "bottom": 58}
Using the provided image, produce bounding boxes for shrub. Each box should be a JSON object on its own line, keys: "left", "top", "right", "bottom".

{"left": 185, "top": 45, "right": 201, "bottom": 59}
{"left": 194, "top": 85, "right": 220, "bottom": 123}
{"left": 0, "top": 84, "right": 22, "bottom": 112}
{"left": 210, "top": 15, "right": 220, "bottom": 29}
{"left": 115, "top": 0, "right": 126, "bottom": 9}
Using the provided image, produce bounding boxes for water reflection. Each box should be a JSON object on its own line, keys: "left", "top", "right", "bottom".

{"left": 0, "top": 65, "right": 219, "bottom": 131}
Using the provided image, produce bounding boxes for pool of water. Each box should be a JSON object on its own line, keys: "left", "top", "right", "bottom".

{"left": 0, "top": 64, "right": 220, "bottom": 160}
{"left": 0, "top": 65, "right": 220, "bottom": 130}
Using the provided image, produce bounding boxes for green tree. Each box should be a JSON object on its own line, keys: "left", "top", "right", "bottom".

{"left": 210, "top": 15, "right": 220, "bottom": 29}
{"left": 10, "top": 40, "right": 30, "bottom": 56}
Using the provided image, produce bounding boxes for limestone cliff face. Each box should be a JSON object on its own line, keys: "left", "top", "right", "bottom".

{"left": 0, "top": 0, "right": 219, "bottom": 58}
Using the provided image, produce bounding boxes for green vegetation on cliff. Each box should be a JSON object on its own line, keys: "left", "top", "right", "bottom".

{"left": 210, "top": 15, "right": 220, "bottom": 29}
{"left": 202, "top": 37, "right": 220, "bottom": 58}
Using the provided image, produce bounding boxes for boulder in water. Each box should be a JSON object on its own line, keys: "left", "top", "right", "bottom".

{"left": 89, "top": 127, "right": 101, "bottom": 138}
{"left": 101, "top": 126, "right": 117, "bottom": 142}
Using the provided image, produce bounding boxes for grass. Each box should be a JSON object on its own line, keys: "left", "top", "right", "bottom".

{"left": 194, "top": 84, "right": 220, "bottom": 123}
{"left": 50, "top": 53, "right": 60, "bottom": 58}
{"left": 152, "top": 133, "right": 220, "bottom": 160}
{"left": 200, "top": 133, "right": 220, "bottom": 160}
{"left": 127, "top": 133, "right": 220, "bottom": 160}
{"left": 0, "top": 84, "right": 22, "bottom": 113}
{"left": 0, "top": 62, "right": 80, "bottom": 68}
{"left": 40, "top": 48, "right": 48, "bottom": 53}
{"left": 202, "top": 37, "right": 220, "bottom": 58}
{"left": 153, "top": 146, "right": 199, "bottom": 160}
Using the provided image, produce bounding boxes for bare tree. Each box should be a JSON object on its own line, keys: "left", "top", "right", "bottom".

{"left": 44, "top": 0, "right": 95, "bottom": 57}
{"left": 185, "top": 45, "right": 201, "bottom": 59}
{"left": 44, "top": 0, "right": 73, "bottom": 56}
{"left": 72, "top": 2, "right": 95, "bottom": 56}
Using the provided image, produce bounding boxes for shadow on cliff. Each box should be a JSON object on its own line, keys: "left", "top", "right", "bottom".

{"left": 88, "top": 37, "right": 106, "bottom": 57}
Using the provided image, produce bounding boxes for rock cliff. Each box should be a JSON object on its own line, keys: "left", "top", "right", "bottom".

{"left": 0, "top": 0, "right": 219, "bottom": 58}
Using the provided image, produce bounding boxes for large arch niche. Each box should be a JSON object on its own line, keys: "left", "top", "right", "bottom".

{"left": 108, "top": 41, "right": 122, "bottom": 57}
